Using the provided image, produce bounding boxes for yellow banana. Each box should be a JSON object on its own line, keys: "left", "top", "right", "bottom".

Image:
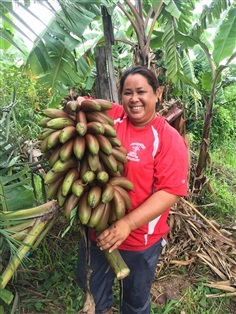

{"left": 99, "top": 150, "right": 118, "bottom": 172}
{"left": 43, "top": 108, "right": 69, "bottom": 119}
{"left": 52, "top": 157, "right": 78, "bottom": 173}
{"left": 96, "top": 134, "right": 113, "bottom": 155}
{"left": 71, "top": 179, "right": 85, "bottom": 198}
{"left": 87, "top": 186, "right": 102, "bottom": 208}
{"left": 59, "top": 125, "right": 77, "bottom": 144}
{"left": 77, "top": 191, "right": 92, "bottom": 225}
{"left": 60, "top": 138, "right": 74, "bottom": 162}
{"left": 61, "top": 168, "right": 80, "bottom": 197}
{"left": 73, "top": 136, "right": 86, "bottom": 160}
{"left": 101, "top": 183, "right": 115, "bottom": 204}
{"left": 109, "top": 176, "right": 134, "bottom": 191}
{"left": 85, "top": 133, "right": 100, "bottom": 156}
{"left": 80, "top": 99, "right": 101, "bottom": 112}
{"left": 46, "top": 117, "right": 75, "bottom": 129}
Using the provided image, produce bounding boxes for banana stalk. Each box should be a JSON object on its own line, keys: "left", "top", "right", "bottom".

{"left": 103, "top": 249, "right": 130, "bottom": 280}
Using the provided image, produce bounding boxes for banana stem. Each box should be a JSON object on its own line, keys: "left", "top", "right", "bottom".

{"left": 0, "top": 200, "right": 58, "bottom": 220}
{"left": 0, "top": 218, "right": 49, "bottom": 289}
{"left": 103, "top": 249, "right": 130, "bottom": 280}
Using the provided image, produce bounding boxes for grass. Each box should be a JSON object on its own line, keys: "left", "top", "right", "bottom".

{"left": 2, "top": 140, "right": 236, "bottom": 314}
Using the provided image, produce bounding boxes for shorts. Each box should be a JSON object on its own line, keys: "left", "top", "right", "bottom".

{"left": 76, "top": 237, "right": 162, "bottom": 314}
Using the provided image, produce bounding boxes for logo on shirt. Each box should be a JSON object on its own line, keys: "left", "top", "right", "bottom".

{"left": 127, "top": 142, "right": 146, "bottom": 162}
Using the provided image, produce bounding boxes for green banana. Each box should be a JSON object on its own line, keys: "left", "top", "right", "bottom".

{"left": 57, "top": 184, "right": 67, "bottom": 207}
{"left": 77, "top": 191, "right": 92, "bottom": 225}
{"left": 52, "top": 157, "right": 78, "bottom": 173}
{"left": 38, "top": 128, "right": 55, "bottom": 140}
{"left": 96, "top": 171, "right": 109, "bottom": 185}
{"left": 99, "top": 150, "right": 118, "bottom": 172}
{"left": 76, "top": 122, "right": 87, "bottom": 136}
{"left": 71, "top": 179, "right": 85, "bottom": 198}
{"left": 111, "top": 189, "right": 126, "bottom": 219}
{"left": 47, "top": 130, "right": 61, "bottom": 149}
{"left": 82, "top": 170, "right": 96, "bottom": 184}
{"left": 47, "top": 117, "right": 75, "bottom": 129}
{"left": 40, "top": 137, "right": 49, "bottom": 153}
{"left": 101, "top": 183, "right": 115, "bottom": 204}
{"left": 96, "top": 134, "right": 113, "bottom": 155}
{"left": 61, "top": 168, "right": 80, "bottom": 197}
{"left": 87, "top": 152, "right": 100, "bottom": 172}
{"left": 85, "top": 133, "right": 100, "bottom": 156}
{"left": 59, "top": 138, "right": 74, "bottom": 162}
{"left": 103, "top": 124, "right": 117, "bottom": 137}
{"left": 39, "top": 117, "right": 51, "bottom": 128}
{"left": 109, "top": 176, "right": 134, "bottom": 191}
{"left": 43, "top": 108, "right": 70, "bottom": 119}
{"left": 46, "top": 176, "right": 64, "bottom": 200}
{"left": 59, "top": 125, "right": 77, "bottom": 143}
{"left": 88, "top": 202, "right": 106, "bottom": 228}
{"left": 48, "top": 145, "right": 61, "bottom": 167}
{"left": 80, "top": 99, "right": 101, "bottom": 112}
{"left": 86, "top": 121, "right": 105, "bottom": 134}
{"left": 63, "top": 193, "right": 80, "bottom": 220}
{"left": 73, "top": 136, "right": 86, "bottom": 160}
{"left": 44, "top": 169, "right": 67, "bottom": 185}
{"left": 111, "top": 147, "right": 127, "bottom": 163}
{"left": 87, "top": 186, "right": 102, "bottom": 208}
{"left": 107, "top": 136, "right": 121, "bottom": 147}
{"left": 95, "top": 202, "right": 111, "bottom": 232}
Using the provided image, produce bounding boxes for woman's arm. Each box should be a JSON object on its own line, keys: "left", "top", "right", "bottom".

{"left": 96, "top": 190, "right": 180, "bottom": 252}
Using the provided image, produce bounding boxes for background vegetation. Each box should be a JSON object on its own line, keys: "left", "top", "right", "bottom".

{"left": 0, "top": 0, "right": 235, "bottom": 313}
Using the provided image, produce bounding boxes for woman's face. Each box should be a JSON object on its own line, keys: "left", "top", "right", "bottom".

{"left": 121, "top": 74, "right": 159, "bottom": 127}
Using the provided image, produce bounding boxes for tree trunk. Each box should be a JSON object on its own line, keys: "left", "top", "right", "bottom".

{"left": 95, "top": 46, "right": 110, "bottom": 100}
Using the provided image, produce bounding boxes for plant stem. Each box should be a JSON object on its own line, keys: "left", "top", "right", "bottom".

{"left": 103, "top": 249, "right": 130, "bottom": 280}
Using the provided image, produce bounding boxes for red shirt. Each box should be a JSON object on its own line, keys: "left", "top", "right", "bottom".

{"left": 106, "top": 103, "right": 188, "bottom": 251}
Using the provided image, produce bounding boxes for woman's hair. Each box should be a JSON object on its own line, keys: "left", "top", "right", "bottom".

{"left": 119, "top": 66, "right": 159, "bottom": 94}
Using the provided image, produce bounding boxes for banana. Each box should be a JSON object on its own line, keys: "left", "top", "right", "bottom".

{"left": 40, "top": 137, "right": 49, "bottom": 153}
{"left": 96, "top": 171, "right": 109, "bottom": 185}
{"left": 64, "top": 100, "right": 79, "bottom": 115}
{"left": 111, "top": 147, "right": 127, "bottom": 163}
{"left": 103, "top": 124, "right": 117, "bottom": 137}
{"left": 63, "top": 193, "right": 80, "bottom": 220}
{"left": 109, "top": 176, "right": 134, "bottom": 191}
{"left": 87, "top": 186, "right": 102, "bottom": 208}
{"left": 43, "top": 108, "right": 69, "bottom": 119}
{"left": 79, "top": 158, "right": 90, "bottom": 179}
{"left": 77, "top": 191, "right": 92, "bottom": 225}
{"left": 52, "top": 157, "right": 78, "bottom": 173}
{"left": 57, "top": 184, "right": 67, "bottom": 207}
{"left": 44, "top": 169, "right": 67, "bottom": 185}
{"left": 82, "top": 170, "right": 96, "bottom": 184}
{"left": 99, "top": 150, "right": 118, "bottom": 172}
{"left": 107, "top": 136, "right": 121, "bottom": 147}
{"left": 95, "top": 202, "right": 111, "bottom": 232}
{"left": 85, "top": 133, "right": 100, "bottom": 156}
{"left": 76, "top": 122, "right": 87, "bottom": 136}
{"left": 87, "top": 152, "right": 100, "bottom": 172}
{"left": 60, "top": 138, "right": 74, "bottom": 162}
{"left": 101, "top": 183, "right": 115, "bottom": 204}
{"left": 61, "top": 168, "right": 80, "bottom": 197}
{"left": 38, "top": 128, "right": 55, "bottom": 140}
{"left": 108, "top": 207, "right": 117, "bottom": 224}
{"left": 86, "top": 121, "right": 104, "bottom": 134}
{"left": 111, "top": 189, "right": 126, "bottom": 219}
{"left": 73, "top": 136, "right": 86, "bottom": 160}
{"left": 39, "top": 117, "right": 51, "bottom": 128}
{"left": 113, "top": 186, "right": 132, "bottom": 211}
{"left": 59, "top": 125, "right": 77, "bottom": 143}
{"left": 95, "top": 134, "right": 113, "bottom": 155}
{"left": 88, "top": 202, "right": 106, "bottom": 228}
{"left": 47, "top": 117, "right": 75, "bottom": 129}
{"left": 96, "top": 110, "right": 114, "bottom": 126}
{"left": 80, "top": 99, "right": 101, "bottom": 112}
{"left": 117, "top": 161, "right": 124, "bottom": 174}
{"left": 72, "top": 179, "right": 85, "bottom": 198}
{"left": 46, "top": 176, "right": 64, "bottom": 200}
{"left": 47, "top": 130, "right": 61, "bottom": 149}
{"left": 94, "top": 99, "right": 113, "bottom": 111}
{"left": 48, "top": 145, "right": 61, "bottom": 167}
{"left": 86, "top": 112, "right": 107, "bottom": 124}
{"left": 76, "top": 110, "right": 87, "bottom": 124}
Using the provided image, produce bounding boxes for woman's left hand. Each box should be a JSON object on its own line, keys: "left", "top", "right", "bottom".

{"left": 96, "top": 218, "right": 131, "bottom": 252}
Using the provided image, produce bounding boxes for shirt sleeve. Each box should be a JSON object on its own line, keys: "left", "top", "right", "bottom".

{"left": 153, "top": 122, "right": 189, "bottom": 196}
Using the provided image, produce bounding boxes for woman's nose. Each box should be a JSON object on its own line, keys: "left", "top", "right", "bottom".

{"left": 130, "top": 93, "right": 139, "bottom": 102}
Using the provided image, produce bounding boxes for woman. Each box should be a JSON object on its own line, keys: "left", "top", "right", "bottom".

{"left": 77, "top": 66, "right": 188, "bottom": 314}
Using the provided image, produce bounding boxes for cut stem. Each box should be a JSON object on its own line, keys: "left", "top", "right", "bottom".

{"left": 103, "top": 249, "right": 130, "bottom": 280}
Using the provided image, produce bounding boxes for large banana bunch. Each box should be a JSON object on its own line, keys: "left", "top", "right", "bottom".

{"left": 38, "top": 98, "right": 134, "bottom": 232}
